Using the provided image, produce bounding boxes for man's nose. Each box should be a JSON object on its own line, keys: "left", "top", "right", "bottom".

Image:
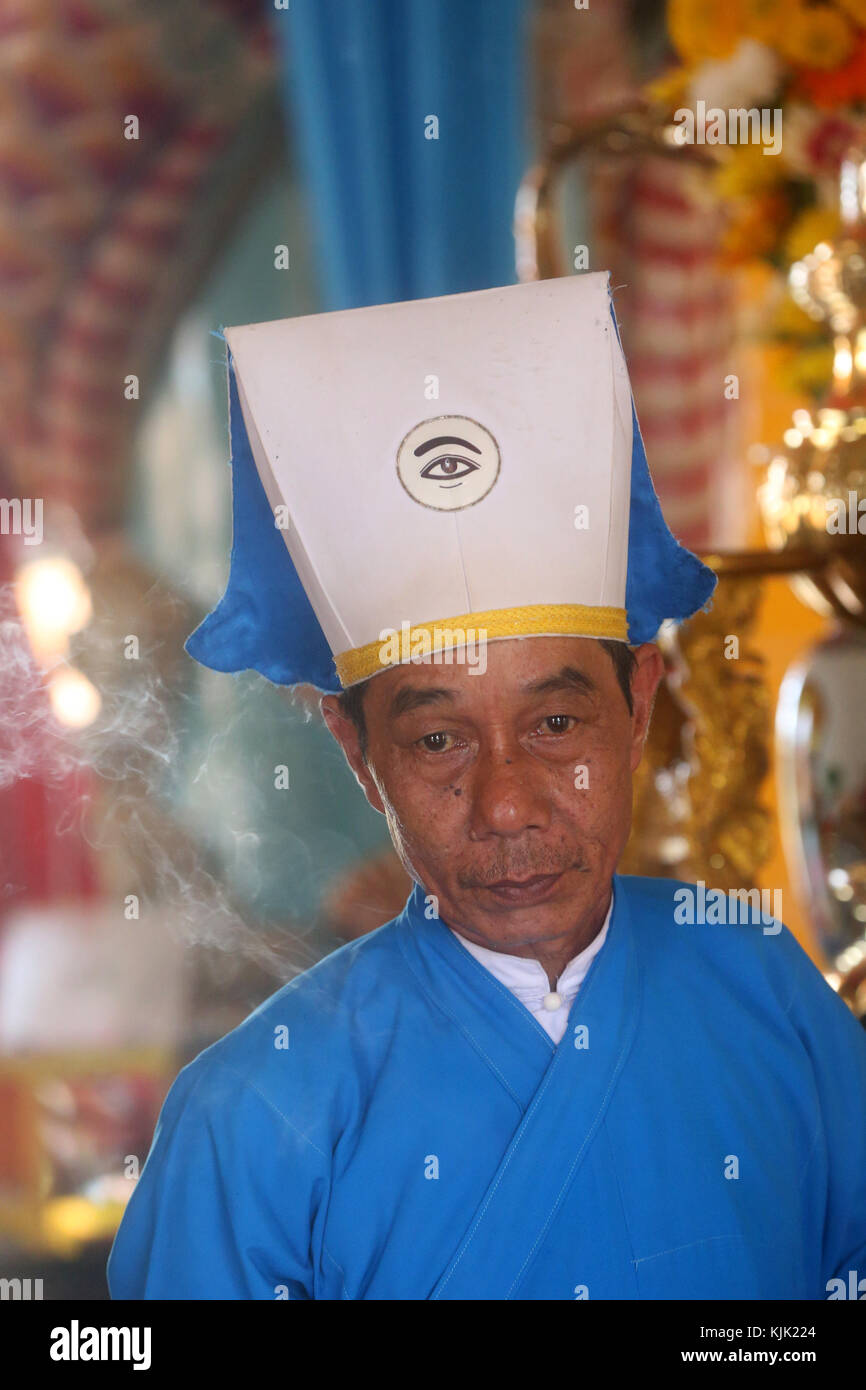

{"left": 467, "top": 743, "right": 552, "bottom": 839}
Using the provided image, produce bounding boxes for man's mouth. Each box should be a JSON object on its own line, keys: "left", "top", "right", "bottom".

{"left": 481, "top": 871, "right": 565, "bottom": 905}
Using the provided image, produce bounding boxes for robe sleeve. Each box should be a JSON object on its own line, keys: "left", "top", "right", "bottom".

{"left": 779, "top": 928, "right": 866, "bottom": 1290}
{"left": 107, "top": 1055, "right": 328, "bottom": 1300}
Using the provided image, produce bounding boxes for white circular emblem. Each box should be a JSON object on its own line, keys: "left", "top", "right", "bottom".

{"left": 396, "top": 415, "right": 500, "bottom": 511}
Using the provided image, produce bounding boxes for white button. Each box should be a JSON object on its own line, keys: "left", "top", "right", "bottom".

{"left": 543, "top": 991, "right": 562, "bottom": 1011}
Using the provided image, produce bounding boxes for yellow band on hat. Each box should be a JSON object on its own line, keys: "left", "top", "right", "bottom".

{"left": 334, "top": 604, "right": 629, "bottom": 687}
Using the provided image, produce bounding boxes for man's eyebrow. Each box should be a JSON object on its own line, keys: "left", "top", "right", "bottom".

{"left": 388, "top": 685, "right": 458, "bottom": 720}
{"left": 388, "top": 666, "right": 597, "bottom": 720}
{"left": 413, "top": 435, "right": 482, "bottom": 457}
{"left": 521, "top": 666, "right": 598, "bottom": 699}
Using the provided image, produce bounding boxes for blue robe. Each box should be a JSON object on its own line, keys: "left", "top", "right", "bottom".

{"left": 107, "top": 874, "right": 866, "bottom": 1300}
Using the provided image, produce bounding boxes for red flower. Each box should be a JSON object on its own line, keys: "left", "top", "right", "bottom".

{"left": 805, "top": 114, "right": 866, "bottom": 170}
{"left": 793, "top": 33, "right": 866, "bottom": 108}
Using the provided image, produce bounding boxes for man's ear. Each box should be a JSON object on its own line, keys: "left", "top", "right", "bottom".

{"left": 320, "top": 694, "right": 386, "bottom": 815}
{"left": 628, "top": 643, "right": 665, "bottom": 773}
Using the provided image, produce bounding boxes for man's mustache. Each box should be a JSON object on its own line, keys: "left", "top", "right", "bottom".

{"left": 458, "top": 857, "right": 589, "bottom": 889}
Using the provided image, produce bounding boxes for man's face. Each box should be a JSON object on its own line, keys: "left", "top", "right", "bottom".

{"left": 321, "top": 636, "right": 663, "bottom": 955}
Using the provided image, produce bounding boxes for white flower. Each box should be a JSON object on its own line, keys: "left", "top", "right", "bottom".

{"left": 688, "top": 38, "right": 782, "bottom": 113}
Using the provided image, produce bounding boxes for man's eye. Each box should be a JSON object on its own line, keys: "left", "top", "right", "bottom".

{"left": 419, "top": 731, "right": 457, "bottom": 752}
{"left": 538, "top": 715, "right": 576, "bottom": 735}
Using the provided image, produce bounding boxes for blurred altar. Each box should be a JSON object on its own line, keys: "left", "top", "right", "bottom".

{"left": 1, "top": 0, "right": 864, "bottom": 1298}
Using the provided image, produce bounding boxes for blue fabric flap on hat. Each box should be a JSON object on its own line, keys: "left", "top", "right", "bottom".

{"left": 623, "top": 399, "right": 718, "bottom": 643}
{"left": 184, "top": 349, "right": 341, "bottom": 692}
{"left": 610, "top": 301, "right": 717, "bottom": 644}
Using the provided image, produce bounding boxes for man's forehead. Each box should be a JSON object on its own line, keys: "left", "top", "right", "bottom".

{"left": 366, "top": 635, "right": 608, "bottom": 710}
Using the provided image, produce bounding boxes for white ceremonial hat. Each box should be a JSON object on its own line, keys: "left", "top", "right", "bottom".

{"left": 186, "top": 272, "right": 715, "bottom": 690}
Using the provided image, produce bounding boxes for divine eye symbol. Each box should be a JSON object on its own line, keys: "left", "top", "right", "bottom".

{"left": 419, "top": 451, "right": 481, "bottom": 485}
{"left": 414, "top": 434, "right": 483, "bottom": 490}
{"left": 396, "top": 415, "right": 500, "bottom": 511}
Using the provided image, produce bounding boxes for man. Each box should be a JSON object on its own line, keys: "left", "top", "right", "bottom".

{"left": 108, "top": 273, "right": 866, "bottom": 1300}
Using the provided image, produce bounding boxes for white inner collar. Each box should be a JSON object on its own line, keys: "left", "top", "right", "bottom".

{"left": 448, "top": 890, "right": 614, "bottom": 1005}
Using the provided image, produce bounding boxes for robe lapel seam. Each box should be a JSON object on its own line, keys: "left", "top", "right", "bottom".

{"left": 505, "top": 967, "right": 642, "bottom": 1297}
{"left": 322, "top": 1243, "right": 351, "bottom": 1300}
{"left": 601, "top": 1118, "right": 641, "bottom": 1290}
{"left": 431, "top": 895, "right": 642, "bottom": 1300}
{"left": 433, "top": 1017, "right": 634, "bottom": 1300}
{"left": 395, "top": 930, "right": 527, "bottom": 1111}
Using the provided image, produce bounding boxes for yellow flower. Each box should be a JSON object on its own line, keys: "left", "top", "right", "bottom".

{"left": 714, "top": 143, "right": 788, "bottom": 200}
{"left": 742, "top": 0, "right": 805, "bottom": 47}
{"left": 668, "top": 0, "right": 744, "bottom": 64}
{"left": 780, "top": 5, "right": 854, "bottom": 68}
{"left": 783, "top": 206, "right": 843, "bottom": 263}
{"left": 834, "top": 0, "right": 866, "bottom": 29}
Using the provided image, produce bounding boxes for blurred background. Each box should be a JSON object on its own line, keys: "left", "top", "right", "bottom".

{"left": 2, "top": 0, "right": 866, "bottom": 1298}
